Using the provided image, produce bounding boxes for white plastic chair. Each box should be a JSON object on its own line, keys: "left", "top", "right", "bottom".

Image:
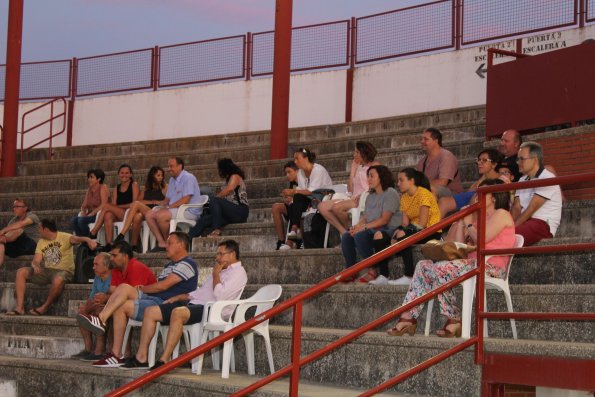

{"left": 322, "top": 183, "right": 348, "bottom": 248}
{"left": 424, "top": 234, "right": 524, "bottom": 339}
{"left": 141, "top": 221, "right": 156, "bottom": 253}
{"left": 348, "top": 190, "right": 369, "bottom": 226}
{"left": 113, "top": 209, "right": 131, "bottom": 242}
{"left": 169, "top": 195, "right": 209, "bottom": 233}
{"left": 195, "top": 284, "right": 283, "bottom": 378}
{"left": 122, "top": 319, "right": 160, "bottom": 367}
{"left": 86, "top": 210, "right": 107, "bottom": 245}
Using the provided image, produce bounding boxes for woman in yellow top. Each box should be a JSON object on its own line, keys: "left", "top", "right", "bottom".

{"left": 374, "top": 168, "right": 441, "bottom": 285}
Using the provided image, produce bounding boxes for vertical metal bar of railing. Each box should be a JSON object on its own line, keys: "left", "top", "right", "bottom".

{"left": 289, "top": 302, "right": 303, "bottom": 396}
{"left": 454, "top": 0, "right": 462, "bottom": 50}
{"left": 49, "top": 100, "right": 54, "bottom": 159}
{"left": 245, "top": 32, "right": 252, "bottom": 81}
{"left": 475, "top": 190, "right": 487, "bottom": 363}
{"left": 152, "top": 46, "right": 159, "bottom": 91}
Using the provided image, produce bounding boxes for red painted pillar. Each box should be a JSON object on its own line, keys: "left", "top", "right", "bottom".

{"left": 269, "top": 0, "right": 293, "bottom": 160}
{"left": 345, "top": 17, "right": 356, "bottom": 123}
{"left": 1, "top": 0, "right": 24, "bottom": 177}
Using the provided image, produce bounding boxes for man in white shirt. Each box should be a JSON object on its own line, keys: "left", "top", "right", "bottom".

{"left": 122, "top": 240, "right": 248, "bottom": 370}
{"left": 512, "top": 142, "right": 562, "bottom": 246}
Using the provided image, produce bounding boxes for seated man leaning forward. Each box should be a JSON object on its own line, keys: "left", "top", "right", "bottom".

{"left": 145, "top": 157, "right": 202, "bottom": 252}
{"left": 121, "top": 239, "right": 247, "bottom": 370}
{"left": 512, "top": 141, "right": 562, "bottom": 246}
{"left": 0, "top": 198, "right": 40, "bottom": 267}
{"left": 77, "top": 231, "right": 198, "bottom": 368}
{"left": 7, "top": 219, "right": 97, "bottom": 316}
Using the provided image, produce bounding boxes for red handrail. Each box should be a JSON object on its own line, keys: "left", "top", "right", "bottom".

{"left": 108, "top": 171, "right": 595, "bottom": 397}
{"left": 20, "top": 97, "right": 67, "bottom": 162}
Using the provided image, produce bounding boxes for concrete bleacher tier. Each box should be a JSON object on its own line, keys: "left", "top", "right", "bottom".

{"left": 0, "top": 105, "right": 593, "bottom": 396}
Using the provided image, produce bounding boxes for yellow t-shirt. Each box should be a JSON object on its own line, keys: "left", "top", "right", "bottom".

{"left": 400, "top": 187, "right": 440, "bottom": 228}
{"left": 35, "top": 232, "right": 75, "bottom": 274}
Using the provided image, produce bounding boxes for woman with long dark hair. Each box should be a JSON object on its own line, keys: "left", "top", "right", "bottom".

{"left": 71, "top": 169, "right": 110, "bottom": 237}
{"left": 188, "top": 158, "right": 249, "bottom": 237}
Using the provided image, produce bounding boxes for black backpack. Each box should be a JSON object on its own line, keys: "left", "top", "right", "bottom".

{"left": 74, "top": 243, "right": 97, "bottom": 284}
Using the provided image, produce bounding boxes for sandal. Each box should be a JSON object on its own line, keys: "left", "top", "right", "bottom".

{"left": 387, "top": 318, "right": 417, "bottom": 336}
{"left": 436, "top": 318, "right": 462, "bottom": 338}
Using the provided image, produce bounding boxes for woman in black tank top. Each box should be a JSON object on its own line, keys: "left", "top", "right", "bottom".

{"left": 114, "top": 166, "right": 167, "bottom": 251}
{"left": 89, "top": 164, "right": 140, "bottom": 247}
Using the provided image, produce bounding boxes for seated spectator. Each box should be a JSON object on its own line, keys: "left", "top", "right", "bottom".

{"left": 114, "top": 166, "right": 167, "bottom": 251}
{"left": 77, "top": 232, "right": 198, "bottom": 368}
{"left": 70, "top": 168, "right": 109, "bottom": 237}
{"left": 319, "top": 141, "right": 379, "bottom": 237}
{"left": 7, "top": 219, "right": 97, "bottom": 316}
{"left": 71, "top": 252, "right": 112, "bottom": 361}
{"left": 0, "top": 198, "right": 40, "bottom": 267}
{"left": 438, "top": 148, "right": 503, "bottom": 218}
{"left": 417, "top": 128, "right": 463, "bottom": 197}
{"left": 375, "top": 168, "right": 441, "bottom": 286}
{"left": 272, "top": 161, "right": 299, "bottom": 250}
{"left": 279, "top": 148, "right": 333, "bottom": 250}
{"left": 498, "top": 129, "right": 523, "bottom": 182}
{"left": 341, "top": 165, "right": 401, "bottom": 285}
{"left": 121, "top": 240, "right": 247, "bottom": 370}
{"left": 512, "top": 142, "right": 562, "bottom": 246}
{"left": 387, "top": 179, "right": 515, "bottom": 337}
{"left": 188, "top": 158, "right": 249, "bottom": 238}
{"left": 89, "top": 164, "right": 140, "bottom": 248}
{"left": 145, "top": 157, "right": 202, "bottom": 252}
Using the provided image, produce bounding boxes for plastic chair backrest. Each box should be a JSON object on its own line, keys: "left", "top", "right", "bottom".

{"left": 331, "top": 184, "right": 348, "bottom": 194}
{"left": 490, "top": 234, "right": 523, "bottom": 282}
{"left": 196, "top": 194, "right": 209, "bottom": 206}
{"left": 248, "top": 284, "right": 283, "bottom": 316}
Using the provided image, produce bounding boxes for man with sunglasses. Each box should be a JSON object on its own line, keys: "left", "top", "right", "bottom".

{"left": 121, "top": 239, "right": 247, "bottom": 370}
{"left": 0, "top": 198, "right": 40, "bottom": 267}
{"left": 512, "top": 141, "right": 562, "bottom": 246}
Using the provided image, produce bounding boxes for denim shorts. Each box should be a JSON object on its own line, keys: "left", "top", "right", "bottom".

{"left": 132, "top": 291, "right": 164, "bottom": 321}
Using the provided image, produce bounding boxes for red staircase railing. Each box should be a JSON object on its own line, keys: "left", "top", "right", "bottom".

{"left": 20, "top": 97, "right": 67, "bottom": 162}
{"left": 107, "top": 171, "right": 595, "bottom": 397}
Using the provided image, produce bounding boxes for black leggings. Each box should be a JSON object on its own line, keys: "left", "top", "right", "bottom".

{"left": 374, "top": 228, "right": 442, "bottom": 277}
{"left": 287, "top": 193, "right": 311, "bottom": 228}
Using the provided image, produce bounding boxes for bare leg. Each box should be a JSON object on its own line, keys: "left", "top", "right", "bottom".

{"left": 110, "top": 300, "right": 135, "bottom": 358}
{"left": 159, "top": 306, "right": 190, "bottom": 362}
{"left": 145, "top": 209, "right": 171, "bottom": 247}
{"left": 329, "top": 199, "right": 355, "bottom": 234}
{"left": 98, "top": 284, "right": 139, "bottom": 324}
{"left": 94, "top": 334, "right": 106, "bottom": 355}
{"left": 13, "top": 267, "right": 32, "bottom": 314}
{"left": 135, "top": 305, "right": 163, "bottom": 363}
{"left": 90, "top": 206, "right": 106, "bottom": 235}
{"left": 271, "top": 203, "right": 287, "bottom": 241}
{"left": 130, "top": 213, "right": 144, "bottom": 246}
{"left": 0, "top": 243, "right": 5, "bottom": 267}
{"left": 34, "top": 276, "right": 66, "bottom": 314}
{"left": 104, "top": 212, "right": 115, "bottom": 244}
{"left": 80, "top": 326, "right": 94, "bottom": 352}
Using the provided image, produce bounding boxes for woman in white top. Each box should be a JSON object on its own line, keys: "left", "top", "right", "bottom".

{"left": 318, "top": 141, "right": 379, "bottom": 236}
{"left": 280, "top": 148, "right": 333, "bottom": 249}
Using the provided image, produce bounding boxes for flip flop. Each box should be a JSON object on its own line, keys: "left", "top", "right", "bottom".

{"left": 5, "top": 310, "right": 25, "bottom": 316}
{"left": 29, "top": 308, "right": 44, "bottom": 316}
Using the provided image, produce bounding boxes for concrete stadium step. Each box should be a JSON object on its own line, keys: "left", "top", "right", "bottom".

{"left": 20, "top": 105, "right": 485, "bottom": 163}
{"left": 0, "top": 356, "right": 411, "bottom": 397}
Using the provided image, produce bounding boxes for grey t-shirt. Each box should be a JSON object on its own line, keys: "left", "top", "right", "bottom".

{"left": 9, "top": 212, "right": 40, "bottom": 242}
{"left": 364, "top": 187, "right": 402, "bottom": 230}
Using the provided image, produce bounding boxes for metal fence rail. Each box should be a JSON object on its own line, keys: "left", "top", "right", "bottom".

{"left": 356, "top": 0, "right": 454, "bottom": 64}
{"left": 251, "top": 20, "right": 349, "bottom": 77}
{"left": 76, "top": 48, "right": 153, "bottom": 97}
{"left": 461, "top": 0, "right": 577, "bottom": 45}
{"left": 0, "top": 60, "right": 71, "bottom": 101}
{"left": 588, "top": 0, "right": 595, "bottom": 22}
{"left": 159, "top": 35, "right": 246, "bottom": 88}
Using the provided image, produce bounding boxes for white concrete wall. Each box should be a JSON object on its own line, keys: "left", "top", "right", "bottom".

{"left": 3, "top": 25, "right": 593, "bottom": 148}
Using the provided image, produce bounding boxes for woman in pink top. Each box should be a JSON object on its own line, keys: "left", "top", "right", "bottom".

{"left": 319, "top": 141, "right": 379, "bottom": 236}
{"left": 386, "top": 179, "right": 515, "bottom": 338}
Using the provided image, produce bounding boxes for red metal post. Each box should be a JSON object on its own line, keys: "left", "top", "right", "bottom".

{"left": 246, "top": 32, "right": 252, "bottom": 81}
{"left": 289, "top": 302, "right": 303, "bottom": 396}
{"left": 345, "top": 17, "right": 356, "bottom": 122}
{"left": 474, "top": 190, "right": 487, "bottom": 364}
{"left": 152, "top": 46, "right": 159, "bottom": 91}
{"left": 66, "top": 58, "right": 77, "bottom": 147}
{"left": 1, "top": 0, "right": 24, "bottom": 177}
{"left": 579, "top": 0, "right": 586, "bottom": 28}
{"left": 269, "top": 0, "right": 293, "bottom": 160}
{"left": 454, "top": 0, "right": 462, "bottom": 50}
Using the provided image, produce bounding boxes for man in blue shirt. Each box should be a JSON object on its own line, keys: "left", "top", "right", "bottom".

{"left": 145, "top": 157, "right": 202, "bottom": 252}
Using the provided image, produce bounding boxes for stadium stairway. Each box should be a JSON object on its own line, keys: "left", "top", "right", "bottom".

{"left": 0, "top": 105, "right": 593, "bottom": 396}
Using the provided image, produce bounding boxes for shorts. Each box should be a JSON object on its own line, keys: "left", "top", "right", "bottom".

{"left": 159, "top": 302, "right": 204, "bottom": 325}
{"left": 453, "top": 191, "right": 476, "bottom": 210}
{"left": 29, "top": 267, "right": 74, "bottom": 285}
{"left": 4, "top": 234, "right": 37, "bottom": 258}
{"left": 131, "top": 291, "right": 164, "bottom": 321}
{"left": 168, "top": 208, "right": 200, "bottom": 221}
{"left": 516, "top": 218, "right": 553, "bottom": 246}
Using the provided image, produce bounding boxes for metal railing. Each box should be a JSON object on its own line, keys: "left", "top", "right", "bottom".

{"left": 20, "top": 97, "right": 67, "bottom": 161}
{"left": 107, "top": 171, "right": 595, "bottom": 396}
{"left": 1, "top": 0, "right": 590, "bottom": 101}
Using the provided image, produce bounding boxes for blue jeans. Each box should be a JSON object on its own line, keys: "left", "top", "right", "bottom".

{"left": 188, "top": 197, "right": 249, "bottom": 237}
{"left": 70, "top": 215, "right": 97, "bottom": 237}
{"left": 341, "top": 227, "right": 395, "bottom": 276}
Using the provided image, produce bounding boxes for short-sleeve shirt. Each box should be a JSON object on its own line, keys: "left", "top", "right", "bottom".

{"left": 297, "top": 163, "right": 333, "bottom": 191}
{"left": 400, "top": 186, "right": 441, "bottom": 228}
{"left": 352, "top": 165, "right": 370, "bottom": 199}
{"left": 35, "top": 232, "right": 75, "bottom": 274}
{"left": 150, "top": 256, "right": 198, "bottom": 301}
{"left": 364, "top": 187, "right": 402, "bottom": 230}
{"left": 9, "top": 212, "right": 40, "bottom": 242}
{"left": 515, "top": 167, "right": 562, "bottom": 236}
{"left": 111, "top": 258, "right": 157, "bottom": 288}
{"left": 417, "top": 148, "right": 463, "bottom": 194}
{"left": 89, "top": 273, "right": 112, "bottom": 299}
{"left": 166, "top": 170, "right": 202, "bottom": 216}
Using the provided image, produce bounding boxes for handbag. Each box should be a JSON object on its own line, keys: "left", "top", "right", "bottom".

{"left": 421, "top": 240, "right": 476, "bottom": 261}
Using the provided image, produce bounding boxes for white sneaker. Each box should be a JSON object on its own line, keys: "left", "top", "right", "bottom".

{"left": 369, "top": 275, "right": 389, "bottom": 285}
{"left": 286, "top": 230, "right": 301, "bottom": 240}
{"left": 279, "top": 244, "right": 293, "bottom": 250}
{"left": 388, "top": 276, "right": 412, "bottom": 286}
